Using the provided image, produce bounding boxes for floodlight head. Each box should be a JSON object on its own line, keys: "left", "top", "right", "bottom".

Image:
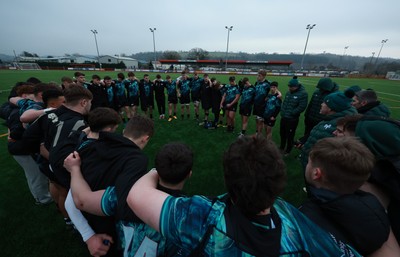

{"left": 91, "top": 29, "right": 98, "bottom": 34}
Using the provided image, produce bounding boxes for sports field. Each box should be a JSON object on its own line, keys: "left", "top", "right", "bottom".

{"left": 0, "top": 70, "right": 399, "bottom": 257}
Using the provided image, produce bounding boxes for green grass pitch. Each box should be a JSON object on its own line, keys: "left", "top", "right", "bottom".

{"left": 0, "top": 70, "right": 399, "bottom": 256}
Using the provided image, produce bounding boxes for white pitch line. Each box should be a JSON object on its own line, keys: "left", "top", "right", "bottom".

{"left": 376, "top": 91, "right": 400, "bottom": 97}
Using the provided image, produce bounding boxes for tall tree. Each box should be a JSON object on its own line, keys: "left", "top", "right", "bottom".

{"left": 162, "top": 51, "right": 181, "bottom": 60}
{"left": 187, "top": 48, "right": 209, "bottom": 60}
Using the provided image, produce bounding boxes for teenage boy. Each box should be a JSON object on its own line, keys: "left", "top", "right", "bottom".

{"left": 125, "top": 72, "right": 140, "bottom": 119}
{"left": 176, "top": 72, "right": 191, "bottom": 119}
{"left": 114, "top": 73, "right": 128, "bottom": 123}
{"left": 165, "top": 75, "right": 178, "bottom": 121}
{"left": 69, "top": 115, "right": 154, "bottom": 256}
{"left": 7, "top": 84, "right": 58, "bottom": 205}
{"left": 87, "top": 74, "right": 108, "bottom": 111}
{"left": 190, "top": 72, "right": 202, "bottom": 121}
{"left": 64, "top": 142, "right": 193, "bottom": 256}
{"left": 263, "top": 81, "right": 282, "bottom": 140}
{"left": 26, "top": 84, "right": 92, "bottom": 225}
{"left": 102, "top": 76, "right": 115, "bottom": 110}
{"left": 139, "top": 74, "right": 154, "bottom": 119}
{"left": 220, "top": 76, "right": 240, "bottom": 133}
{"left": 238, "top": 77, "right": 255, "bottom": 136}
{"left": 153, "top": 74, "right": 166, "bottom": 119}
{"left": 128, "top": 135, "right": 361, "bottom": 256}
{"left": 253, "top": 69, "right": 271, "bottom": 134}
{"left": 199, "top": 74, "right": 212, "bottom": 125}
{"left": 300, "top": 137, "right": 399, "bottom": 256}
{"left": 50, "top": 107, "right": 121, "bottom": 191}
{"left": 335, "top": 116, "right": 400, "bottom": 243}
{"left": 74, "top": 72, "right": 89, "bottom": 88}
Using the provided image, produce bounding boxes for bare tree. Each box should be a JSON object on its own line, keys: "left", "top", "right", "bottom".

{"left": 187, "top": 48, "right": 209, "bottom": 60}
{"left": 162, "top": 50, "right": 181, "bottom": 60}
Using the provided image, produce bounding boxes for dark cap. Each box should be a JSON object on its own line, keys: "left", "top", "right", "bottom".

{"left": 229, "top": 76, "right": 235, "bottom": 82}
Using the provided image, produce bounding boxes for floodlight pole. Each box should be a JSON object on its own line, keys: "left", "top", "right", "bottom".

{"left": 338, "top": 46, "right": 349, "bottom": 70}
{"left": 90, "top": 29, "right": 102, "bottom": 69}
{"left": 369, "top": 52, "right": 375, "bottom": 64}
{"left": 300, "top": 24, "right": 316, "bottom": 71}
{"left": 374, "top": 39, "right": 388, "bottom": 66}
{"left": 225, "top": 26, "right": 233, "bottom": 71}
{"left": 149, "top": 28, "right": 157, "bottom": 69}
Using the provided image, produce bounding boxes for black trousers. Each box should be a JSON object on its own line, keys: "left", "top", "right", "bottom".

{"left": 279, "top": 117, "right": 299, "bottom": 153}
{"left": 300, "top": 117, "right": 320, "bottom": 144}
{"left": 155, "top": 96, "right": 166, "bottom": 115}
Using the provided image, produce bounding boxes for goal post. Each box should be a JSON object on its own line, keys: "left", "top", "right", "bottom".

{"left": 13, "top": 62, "right": 42, "bottom": 70}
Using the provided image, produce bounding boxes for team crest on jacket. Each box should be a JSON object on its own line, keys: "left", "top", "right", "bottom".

{"left": 324, "top": 124, "right": 332, "bottom": 129}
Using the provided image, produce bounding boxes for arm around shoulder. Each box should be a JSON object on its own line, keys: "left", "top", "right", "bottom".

{"left": 127, "top": 169, "right": 169, "bottom": 232}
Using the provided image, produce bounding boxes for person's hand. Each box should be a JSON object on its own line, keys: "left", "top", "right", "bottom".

{"left": 86, "top": 234, "right": 114, "bottom": 257}
{"left": 82, "top": 127, "right": 91, "bottom": 135}
{"left": 64, "top": 151, "right": 81, "bottom": 173}
{"left": 293, "top": 140, "right": 304, "bottom": 149}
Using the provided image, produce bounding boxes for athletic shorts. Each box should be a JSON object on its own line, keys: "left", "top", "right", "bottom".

{"left": 127, "top": 96, "right": 139, "bottom": 107}
{"left": 253, "top": 103, "right": 266, "bottom": 116}
{"left": 115, "top": 95, "right": 128, "bottom": 108}
{"left": 141, "top": 96, "right": 154, "bottom": 112}
{"left": 168, "top": 96, "right": 178, "bottom": 104}
{"left": 256, "top": 115, "right": 264, "bottom": 121}
{"left": 264, "top": 117, "right": 277, "bottom": 127}
{"left": 239, "top": 105, "right": 252, "bottom": 116}
{"left": 202, "top": 99, "right": 212, "bottom": 110}
{"left": 191, "top": 92, "right": 201, "bottom": 103}
{"left": 179, "top": 94, "right": 190, "bottom": 104}
{"left": 226, "top": 103, "right": 238, "bottom": 112}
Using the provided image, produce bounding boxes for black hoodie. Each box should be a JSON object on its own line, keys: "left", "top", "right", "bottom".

{"left": 300, "top": 187, "right": 390, "bottom": 255}
{"left": 79, "top": 131, "right": 148, "bottom": 222}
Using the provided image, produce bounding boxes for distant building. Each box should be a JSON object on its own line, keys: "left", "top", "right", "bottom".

{"left": 17, "top": 55, "right": 96, "bottom": 64}
{"left": 99, "top": 55, "right": 138, "bottom": 69}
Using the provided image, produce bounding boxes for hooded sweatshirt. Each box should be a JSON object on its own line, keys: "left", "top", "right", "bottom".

{"left": 300, "top": 187, "right": 390, "bottom": 255}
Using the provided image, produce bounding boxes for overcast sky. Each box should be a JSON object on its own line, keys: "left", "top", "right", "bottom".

{"left": 1, "top": 0, "right": 399, "bottom": 59}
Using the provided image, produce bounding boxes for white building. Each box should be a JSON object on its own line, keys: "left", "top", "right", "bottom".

{"left": 99, "top": 55, "right": 138, "bottom": 69}
{"left": 17, "top": 55, "right": 96, "bottom": 64}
